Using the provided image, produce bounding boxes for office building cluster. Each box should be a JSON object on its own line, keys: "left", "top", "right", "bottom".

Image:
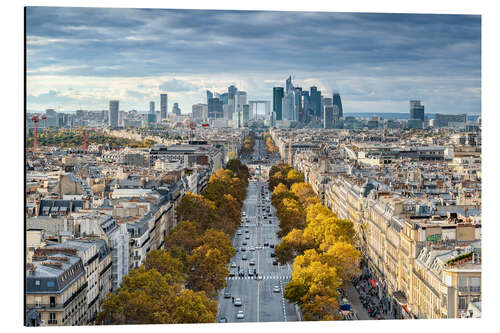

{"left": 272, "top": 76, "right": 343, "bottom": 129}
{"left": 203, "top": 85, "right": 270, "bottom": 129}
{"left": 269, "top": 124, "right": 481, "bottom": 319}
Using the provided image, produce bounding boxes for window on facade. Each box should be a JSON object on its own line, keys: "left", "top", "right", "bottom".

{"left": 441, "top": 293, "right": 447, "bottom": 307}
{"left": 458, "top": 296, "right": 467, "bottom": 310}
{"left": 47, "top": 280, "right": 55, "bottom": 287}
{"left": 35, "top": 280, "right": 40, "bottom": 286}
{"left": 470, "top": 277, "right": 480, "bottom": 289}
{"left": 458, "top": 277, "right": 468, "bottom": 289}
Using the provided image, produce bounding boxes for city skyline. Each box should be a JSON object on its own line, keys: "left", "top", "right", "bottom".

{"left": 27, "top": 8, "right": 481, "bottom": 114}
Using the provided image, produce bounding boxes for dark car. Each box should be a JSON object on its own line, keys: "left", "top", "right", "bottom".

{"left": 229, "top": 271, "right": 235, "bottom": 277}
{"left": 270, "top": 252, "right": 275, "bottom": 257}
{"left": 218, "top": 317, "right": 228, "bottom": 323}
{"left": 272, "top": 260, "right": 279, "bottom": 265}
{"left": 264, "top": 242, "right": 269, "bottom": 247}
{"left": 242, "top": 241, "right": 248, "bottom": 246}
{"left": 270, "top": 244, "right": 275, "bottom": 248}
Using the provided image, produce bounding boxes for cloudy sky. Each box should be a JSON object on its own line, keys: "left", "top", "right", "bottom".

{"left": 26, "top": 7, "right": 481, "bottom": 114}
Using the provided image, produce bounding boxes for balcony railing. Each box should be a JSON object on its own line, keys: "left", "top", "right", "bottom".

{"left": 458, "top": 286, "right": 469, "bottom": 292}
{"left": 48, "top": 320, "right": 58, "bottom": 325}
{"left": 470, "top": 286, "right": 481, "bottom": 293}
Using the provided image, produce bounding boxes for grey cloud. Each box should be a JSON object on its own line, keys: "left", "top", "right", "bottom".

{"left": 159, "top": 79, "right": 200, "bottom": 92}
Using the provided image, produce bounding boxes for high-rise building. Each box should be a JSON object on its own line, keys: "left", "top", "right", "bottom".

{"left": 236, "top": 91, "right": 247, "bottom": 108}
{"left": 301, "top": 91, "right": 311, "bottom": 122}
{"left": 223, "top": 104, "right": 232, "bottom": 120}
{"left": 283, "top": 76, "right": 296, "bottom": 121}
{"left": 410, "top": 100, "right": 425, "bottom": 121}
{"left": 310, "top": 86, "right": 322, "bottom": 118}
{"left": 206, "top": 90, "right": 213, "bottom": 105}
{"left": 208, "top": 97, "right": 223, "bottom": 119}
{"left": 434, "top": 113, "right": 467, "bottom": 128}
{"left": 172, "top": 103, "right": 181, "bottom": 116}
{"left": 160, "top": 94, "right": 168, "bottom": 120}
{"left": 273, "top": 87, "right": 284, "bottom": 121}
{"left": 192, "top": 103, "right": 207, "bottom": 122}
{"left": 283, "top": 92, "right": 295, "bottom": 121}
{"left": 228, "top": 85, "right": 237, "bottom": 99}
{"left": 243, "top": 104, "right": 250, "bottom": 125}
{"left": 286, "top": 76, "right": 293, "bottom": 94}
{"left": 323, "top": 97, "right": 334, "bottom": 129}
{"left": 294, "top": 87, "right": 302, "bottom": 121}
{"left": 332, "top": 92, "right": 343, "bottom": 118}
{"left": 149, "top": 101, "right": 155, "bottom": 114}
{"left": 220, "top": 92, "right": 229, "bottom": 105}
{"left": 109, "top": 100, "right": 119, "bottom": 128}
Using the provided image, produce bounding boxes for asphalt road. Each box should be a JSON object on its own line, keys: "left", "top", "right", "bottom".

{"left": 218, "top": 137, "right": 298, "bottom": 323}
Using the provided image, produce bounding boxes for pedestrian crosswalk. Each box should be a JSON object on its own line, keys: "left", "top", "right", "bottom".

{"left": 226, "top": 275, "right": 291, "bottom": 281}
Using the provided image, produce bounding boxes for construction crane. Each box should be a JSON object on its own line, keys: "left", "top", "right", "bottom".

{"left": 30, "top": 114, "right": 46, "bottom": 152}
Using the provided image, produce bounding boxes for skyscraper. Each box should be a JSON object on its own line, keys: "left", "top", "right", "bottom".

{"left": 294, "top": 87, "right": 302, "bottom": 121}
{"left": 410, "top": 100, "right": 425, "bottom": 121}
{"left": 206, "top": 90, "right": 213, "bottom": 105}
{"left": 301, "top": 91, "right": 311, "bottom": 122}
{"left": 109, "top": 100, "right": 119, "bottom": 128}
{"left": 283, "top": 76, "right": 296, "bottom": 121}
{"left": 220, "top": 92, "right": 229, "bottom": 105}
{"left": 236, "top": 91, "right": 247, "bottom": 108}
{"left": 323, "top": 97, "right": 334, "bottom": 129}
{"left": 332, "top": 92, "right": 343, "bottom": 118}
{"left": 172, "top": 103, "right": 181, "bottom": 116}
{"left": 149, "top": 101, "right": 155, "bottom": 114}
{"left": 283, "top": 92, "right": 295, "bottom": 121}
{"left": 243, "top": 104, "right": 250, "bottom": 125}
{"left": 160, "top": 94, "right": 168, "bottom": 120}
{"left": 228, "top": 85, "right": 237, "bottom": 99}
{"left": 310, "top": 86, "right": 322, "bottom": 118}
{"left": 273, "top": 87, "right": 284, "bottom": 121}
{"left": 208, "top": 97, "right": 223, "bottom": 119}
{"left": 285, "top": 76, "right": 293, "bottom": 94}
{"left": 192, "top": 103, "right": 206, "bottom": 121}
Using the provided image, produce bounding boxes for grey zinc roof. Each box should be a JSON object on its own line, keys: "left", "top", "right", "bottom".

{"left": 26, "top": 254, "right": 84, "bottom": 294}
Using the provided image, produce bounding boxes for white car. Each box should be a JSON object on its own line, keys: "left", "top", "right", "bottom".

{"left": 273, "top": 286, "right": 281, "bottom": 293}
{"left": 249, "top": 247, "right": 255, "bottom": 251}
{"left": 236, "top": 310, "right": 245, "bottom": 319}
